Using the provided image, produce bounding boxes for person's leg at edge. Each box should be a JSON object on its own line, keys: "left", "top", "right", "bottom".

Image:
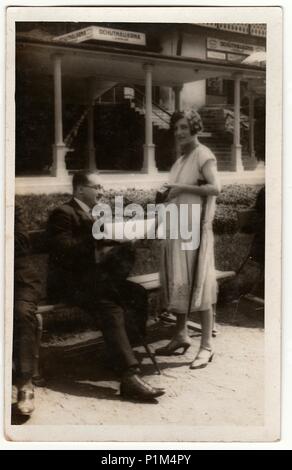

{"left": 13, "top": 300, "right": 37, "bottom": 415}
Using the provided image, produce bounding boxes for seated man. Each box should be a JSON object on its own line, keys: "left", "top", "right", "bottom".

{"left": 47, "top": 171, "right": 164, "bottom": 401}
{"left": 13, "top": 205, "right": 41, "bottom": 416}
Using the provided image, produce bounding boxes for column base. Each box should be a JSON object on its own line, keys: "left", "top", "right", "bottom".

{"left": 142, "top": 144, "right": 158, "bottom": 174}
{"left": 256, "top": 160, "right": 265, "bottom": 170}
{"left": 249, "top": 150, "right": 258, "bottom": 170}
{"left": 250, "top": 151, "right": 256, "bottom": 160}
{"left": 52, "top": 144, "right": 69, "bottom": 178}
{"left": 231, "top": 144, "right": 244, "bottom": 172}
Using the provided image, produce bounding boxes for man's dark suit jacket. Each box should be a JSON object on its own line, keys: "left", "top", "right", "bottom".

{"left": 47, "top": 198, "right": 98, "bottom": 303}
{"left": 14, "top": 205, "right": 41, "bottom": 304}
{"left": 47, "top": 198, "right": 135, "bottom": 305}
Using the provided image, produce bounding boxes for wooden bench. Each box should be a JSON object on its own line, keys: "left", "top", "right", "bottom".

{"left": 28, "top": 230, "right": 235, "bottom": 379}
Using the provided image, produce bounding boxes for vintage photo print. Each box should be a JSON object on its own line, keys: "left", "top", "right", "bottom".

{"left": 5, "top": 6, "right": 282, "bottom": 442}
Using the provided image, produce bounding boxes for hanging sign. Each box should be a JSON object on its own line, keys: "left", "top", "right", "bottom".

{"left": 207, "top": 50, "right": 226, "bottom": 61}
{"left": 54, "top": 26, "right": 146, "bottom": 46}
{"left": 207, "top": 37, "right": 265, "bottom": 60}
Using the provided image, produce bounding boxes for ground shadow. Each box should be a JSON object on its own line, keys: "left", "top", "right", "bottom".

{"left": 21, "top": 307, "right": 264, "bottom": 411}
{"left": 39, "top": 347, "right": 165, "bottom": 405}
{"left": 216, "top": 302, "right": 264, "bottom": 329}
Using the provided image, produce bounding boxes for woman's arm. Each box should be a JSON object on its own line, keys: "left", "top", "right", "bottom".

{"left": 167, "top": 160, "right": 221, "bottom": 199}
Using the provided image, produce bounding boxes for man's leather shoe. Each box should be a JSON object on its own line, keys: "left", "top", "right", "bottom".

{"left": 120, "top": 374, "right": 165, "bottom": 401}
{"left": 32, "top": 374, "right": 46, "bottom": 387}
{"left": 17, "top": 388, "right": 35, "bottom": 416}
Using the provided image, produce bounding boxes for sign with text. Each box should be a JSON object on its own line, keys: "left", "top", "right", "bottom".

{"left": 207, "top": 37, "right": 265, "bottom": 63}
{"left": 54, "top": 26, "right": 146, "bottom": 46}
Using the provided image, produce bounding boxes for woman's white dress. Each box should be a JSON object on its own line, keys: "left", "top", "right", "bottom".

{"left": 160, "top": 144, "right": 218, "bottom": 314}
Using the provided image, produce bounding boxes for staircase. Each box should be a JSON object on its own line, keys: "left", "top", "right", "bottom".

{"left": 199, "top": 107, "right": 226, "bottom": 134}
{"left": 132, "top": 103, "right": 170, "bottom": 130}
{"left": 199, "top": 106, "right": 257, "bottom": 171}
{"left": 130, "top": 95, "right": 171, "bottom": 131}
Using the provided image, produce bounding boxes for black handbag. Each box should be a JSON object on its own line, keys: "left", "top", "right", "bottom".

{"left": 155, "top": 179, "right": 206, "bottom": 205}
{"left": 155, "top": 187, "right": 170, "bottom": 204}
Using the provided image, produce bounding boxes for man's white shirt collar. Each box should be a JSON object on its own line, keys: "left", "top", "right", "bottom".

{"left": 74, "top": 197, "right": 92, "bottom": 215}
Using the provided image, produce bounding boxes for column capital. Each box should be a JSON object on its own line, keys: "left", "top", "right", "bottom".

{"left": 232, "top": 72, "right": 243, "bottom": 80}
{"left": 51, "top": 52, "right": 63, "bottom": 61}
{"left": 143, "top": 63, "right": 154, "bottom": 72}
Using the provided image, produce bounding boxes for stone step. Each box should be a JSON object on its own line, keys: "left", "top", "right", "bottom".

{"left": 134, "top": 106, "right": 170, "bottom": 130}
{"left": 203, "top": 123, "right": 226, "bottom": 129}
{"left": 202, "top": 118, "right": 226, "bottom": 123}
{"left": 201, "top": 144, "right": 232, "bottom": 149}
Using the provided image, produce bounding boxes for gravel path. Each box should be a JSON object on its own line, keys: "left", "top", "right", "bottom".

{"left": 11, "top": 313, "right": 264, "bottom": 431}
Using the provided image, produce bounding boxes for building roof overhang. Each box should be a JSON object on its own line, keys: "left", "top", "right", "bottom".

{"left": 17, "top": 37, "right": 266, "bottom": 87}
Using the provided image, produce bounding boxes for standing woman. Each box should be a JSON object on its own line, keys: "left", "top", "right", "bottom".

{"left": 156, "top": 108, "right": 221, "bottom": 369}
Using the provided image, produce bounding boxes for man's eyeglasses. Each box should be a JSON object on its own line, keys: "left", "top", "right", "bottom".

{"left": 83, "top": 184, "right": 103, "bottom": 192}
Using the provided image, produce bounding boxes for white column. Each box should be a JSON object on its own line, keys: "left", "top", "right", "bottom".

{"left": 231, "top": 74, "right": 244, "bottom": 172}
{"left": 174, "top": 86, "right": 182, "bottom": 158}
{"left": 248, "top": 91, "right": 256, "bottom": 160}
{"left": 87, "top": 78, "right": 97, "bottom": 171}
{"left": 168, "top": 87, "right": 174, "bottom": 112}
{"left": 52, "top": 54, "right": 68, "bottom": 178}
{"left": 87, "top": 103, "right": 96, "bottom": 171}
{"left": 142, "top": 64, "right": 157, "bottom": 174}
{"left": 174, "top": 86, "right": 182, "bottom": 111}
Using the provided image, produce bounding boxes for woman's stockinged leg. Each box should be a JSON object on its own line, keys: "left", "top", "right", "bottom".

{"left": 199, "top": 308, "right": 213, "bottom": 350}
{"left": 189, "top": 308, "right": 214, "bottom": 369}
{"left": 155, "top": 313, "right": 192, "bottom": 355}
{"left": 175, "top": 313, "right": 189, "bottom": 340}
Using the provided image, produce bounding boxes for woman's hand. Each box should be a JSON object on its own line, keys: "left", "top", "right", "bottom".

{"left": 165, "top": 183, "right": 183, "bottom": 200}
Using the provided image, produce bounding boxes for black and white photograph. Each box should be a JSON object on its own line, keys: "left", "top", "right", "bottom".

{"left": 4, "top": 6, "right": 282, "bottom": 442}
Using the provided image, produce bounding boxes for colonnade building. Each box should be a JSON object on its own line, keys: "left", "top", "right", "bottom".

{"left": 15, "top": 22, "right": 266, "bottom": 193}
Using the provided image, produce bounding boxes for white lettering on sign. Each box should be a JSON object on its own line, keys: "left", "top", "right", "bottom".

{"left": 207, "top": 37, "right": 265, "bottom": 55}
{"left": 54, "top": 26, "right": 146, "bottom": 46}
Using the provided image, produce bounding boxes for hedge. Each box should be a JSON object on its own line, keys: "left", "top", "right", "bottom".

{"left": 15, "top": 184, "right": 263, "bottom": 234}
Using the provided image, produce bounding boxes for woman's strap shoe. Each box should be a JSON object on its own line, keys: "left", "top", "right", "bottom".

{"left": 189, "top": 347, "right": 214, "bottom": 370}
{"left": 155, "top": 340, "right": 191, "bottom": 356}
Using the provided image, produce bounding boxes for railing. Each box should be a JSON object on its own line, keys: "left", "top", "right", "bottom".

{"left": 249, "top": 24, "right": 267, "bottom": 37}
{"left": 197, "top": 23, "right": 266, "bottom": 37}
{"left": 129, "top": 85, "right": 171, "bottom": 127}
{"left": 218, "top": 23, "right": 250, "bottom": 35}
{"left": 64, "top": 107, "right": 89, "bottom": 148}
{"left": 64, "top": 84, "right": 172, "bottom": 149}
{"left": 130, "top": 86, "right": 172, "bottom": 117}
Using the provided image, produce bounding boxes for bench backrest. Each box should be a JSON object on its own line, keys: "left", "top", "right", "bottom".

{"left": 29, "top": 229, "right": 48, "bottom": 254}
